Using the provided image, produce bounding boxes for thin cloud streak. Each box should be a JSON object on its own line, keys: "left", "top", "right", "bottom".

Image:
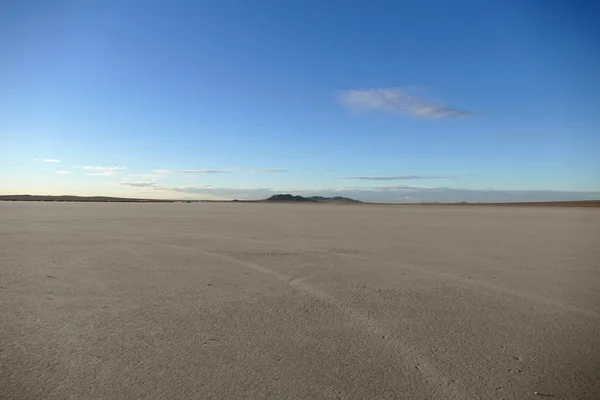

{"left": 79, "top": 166, "right": 125, "bottom": 171}
{"left": 121, "top": 182, "right": 214, "bottom": 190}
{"left": 343, "top": 175, "right": 463, "bottom": 180}
{"left": 44, "top": 159, "right": 60, "bottom": 163}
{"left": 244, "top": 169, "right": 287, "bottom": 173}
{"left": 121, "top": 182, "right": 158, "bottom": 188}
{"left": 154, "top": 169, "right": 232, "bottom": 174}
{"left": 338, "top": 88, "right": 472, "bottom": 119}
{"left": 55, "top": 171, "right": 69, "bottom": 174}
{"left": 123, "top": 173, "right": 165, "bottom": 181}
{"left": 79, "top": 166, "right": 125, "bottom": 177}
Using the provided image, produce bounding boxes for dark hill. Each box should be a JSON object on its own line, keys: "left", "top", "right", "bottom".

{"left": 306, "top": 196, "right": 362, "bottom": 204}
{"left": 265, "top": 194, "right": 362, "bottom": 203}
{"left": 265, "top": 194, "right": 317, "bottom": 202}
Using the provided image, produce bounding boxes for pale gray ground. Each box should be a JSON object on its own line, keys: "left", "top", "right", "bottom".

{"left": 1, "top": 202, "right": 599, "bottom": 400}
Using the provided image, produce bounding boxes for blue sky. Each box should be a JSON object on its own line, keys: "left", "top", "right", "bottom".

{"left": 1, "top": 0, "right": 599, "bottom": 202}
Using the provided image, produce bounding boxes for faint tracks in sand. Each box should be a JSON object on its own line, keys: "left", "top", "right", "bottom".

{"left": 46, "top": 227, "right": 472, "bottom": 400}
{"left": 36, "top": 222, "right": 600, "bottom": 320}
{"left": 70, "top": 225, "right": 599, "bottom": 320}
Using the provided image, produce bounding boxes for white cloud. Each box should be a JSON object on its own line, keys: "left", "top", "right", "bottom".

{"left": 121, "top": 182, "right": 159, "bottom": 188}
{"left": 79, "top": 166, "right": 125, "bottom": 176}
{"left": 80, "top": 166, "right": 125, "bottom": 171}
{"left": 121, "top": 182, "right": 214, "bottom": 191}
{"left": 343, "top": 175, "right": 463, "bottom": 180}
{"left": 44, "top": 159, "right": 60, "bottom": 163}
{"left": 244, "top": 169, "right": 287, "bottom": 173}
{"left": 55, "top": 171, "right": 70, "bottom": 174}
{"left": 154, "top": 169, "right": 232, "bottom": 174}
{"left": 122, "top": 173, "right": 165, "bottom": 182}
{"left": 338, "top": 88, "right": 471, "bottom": 119}
{"left": 150, "top": 168, "right": 286, "bottom": 175}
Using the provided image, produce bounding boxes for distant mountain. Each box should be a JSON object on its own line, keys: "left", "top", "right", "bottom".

{"left": 265, "top": 194, "right": 317, "bottom": 202}
{"left": 306, "top": 196, "right": 362, "bottom": 204}
{"left": 265, "top": 194, "right": 362, "bottom": 203}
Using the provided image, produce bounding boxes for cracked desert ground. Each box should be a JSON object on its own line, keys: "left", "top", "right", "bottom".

{"left": 1, "top": 202, "right": 599, "bottom": 399}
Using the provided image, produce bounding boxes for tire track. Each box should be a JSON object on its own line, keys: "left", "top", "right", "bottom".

{"left": 48, "top": 223, "right": 598, "bottom": 320}
{"left": 173, "top": 230, "right": 600, "bottom": 320}
{"left": 54, "top": 228, "right": 472, "bottom": 400}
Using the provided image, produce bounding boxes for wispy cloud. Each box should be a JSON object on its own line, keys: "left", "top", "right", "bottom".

{"left": 121, "top": 182, "right": 158, "bottom": 188}
{"left": 154, "top": 169, "right": 232, "bottom": 174}
{"left": 244, "top": 169, "right": 288, "bottom": 173}
{"left": 79, "top": 166, "right": 125, "bottom": 176}
{"left": 44, "top": 159, "right": 60, "bottom": 163}
{"left": 151, "top": 168, "right": 286, "bottom": 174}
{"left": 338, "top": 88, "right": 471, "bottom": 119}
{"left": 80, "top": 166, "right": 125, "bottom": 171}
{"left": 122, "top": 173, "right": 165, "bottom": 182}
{"left": 55, "top": 171, "right": 69, "bottom": 174}
{"left": 343, "top": 175, "right": 463, "bottom": 180}
{"left": 121, "top": 182, "right": 214, "bottom": 191}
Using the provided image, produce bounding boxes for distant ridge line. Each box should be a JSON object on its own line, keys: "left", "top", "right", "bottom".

{"left": 0, "top": 195, "right": 174, "bottom": 203}
{"left": 263, "top": 194, "right": 362, "bottom": 203}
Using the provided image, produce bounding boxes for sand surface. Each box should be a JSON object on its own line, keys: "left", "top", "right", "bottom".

{"left": 1, "top": 202, "right": 599, "bottom": 399}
